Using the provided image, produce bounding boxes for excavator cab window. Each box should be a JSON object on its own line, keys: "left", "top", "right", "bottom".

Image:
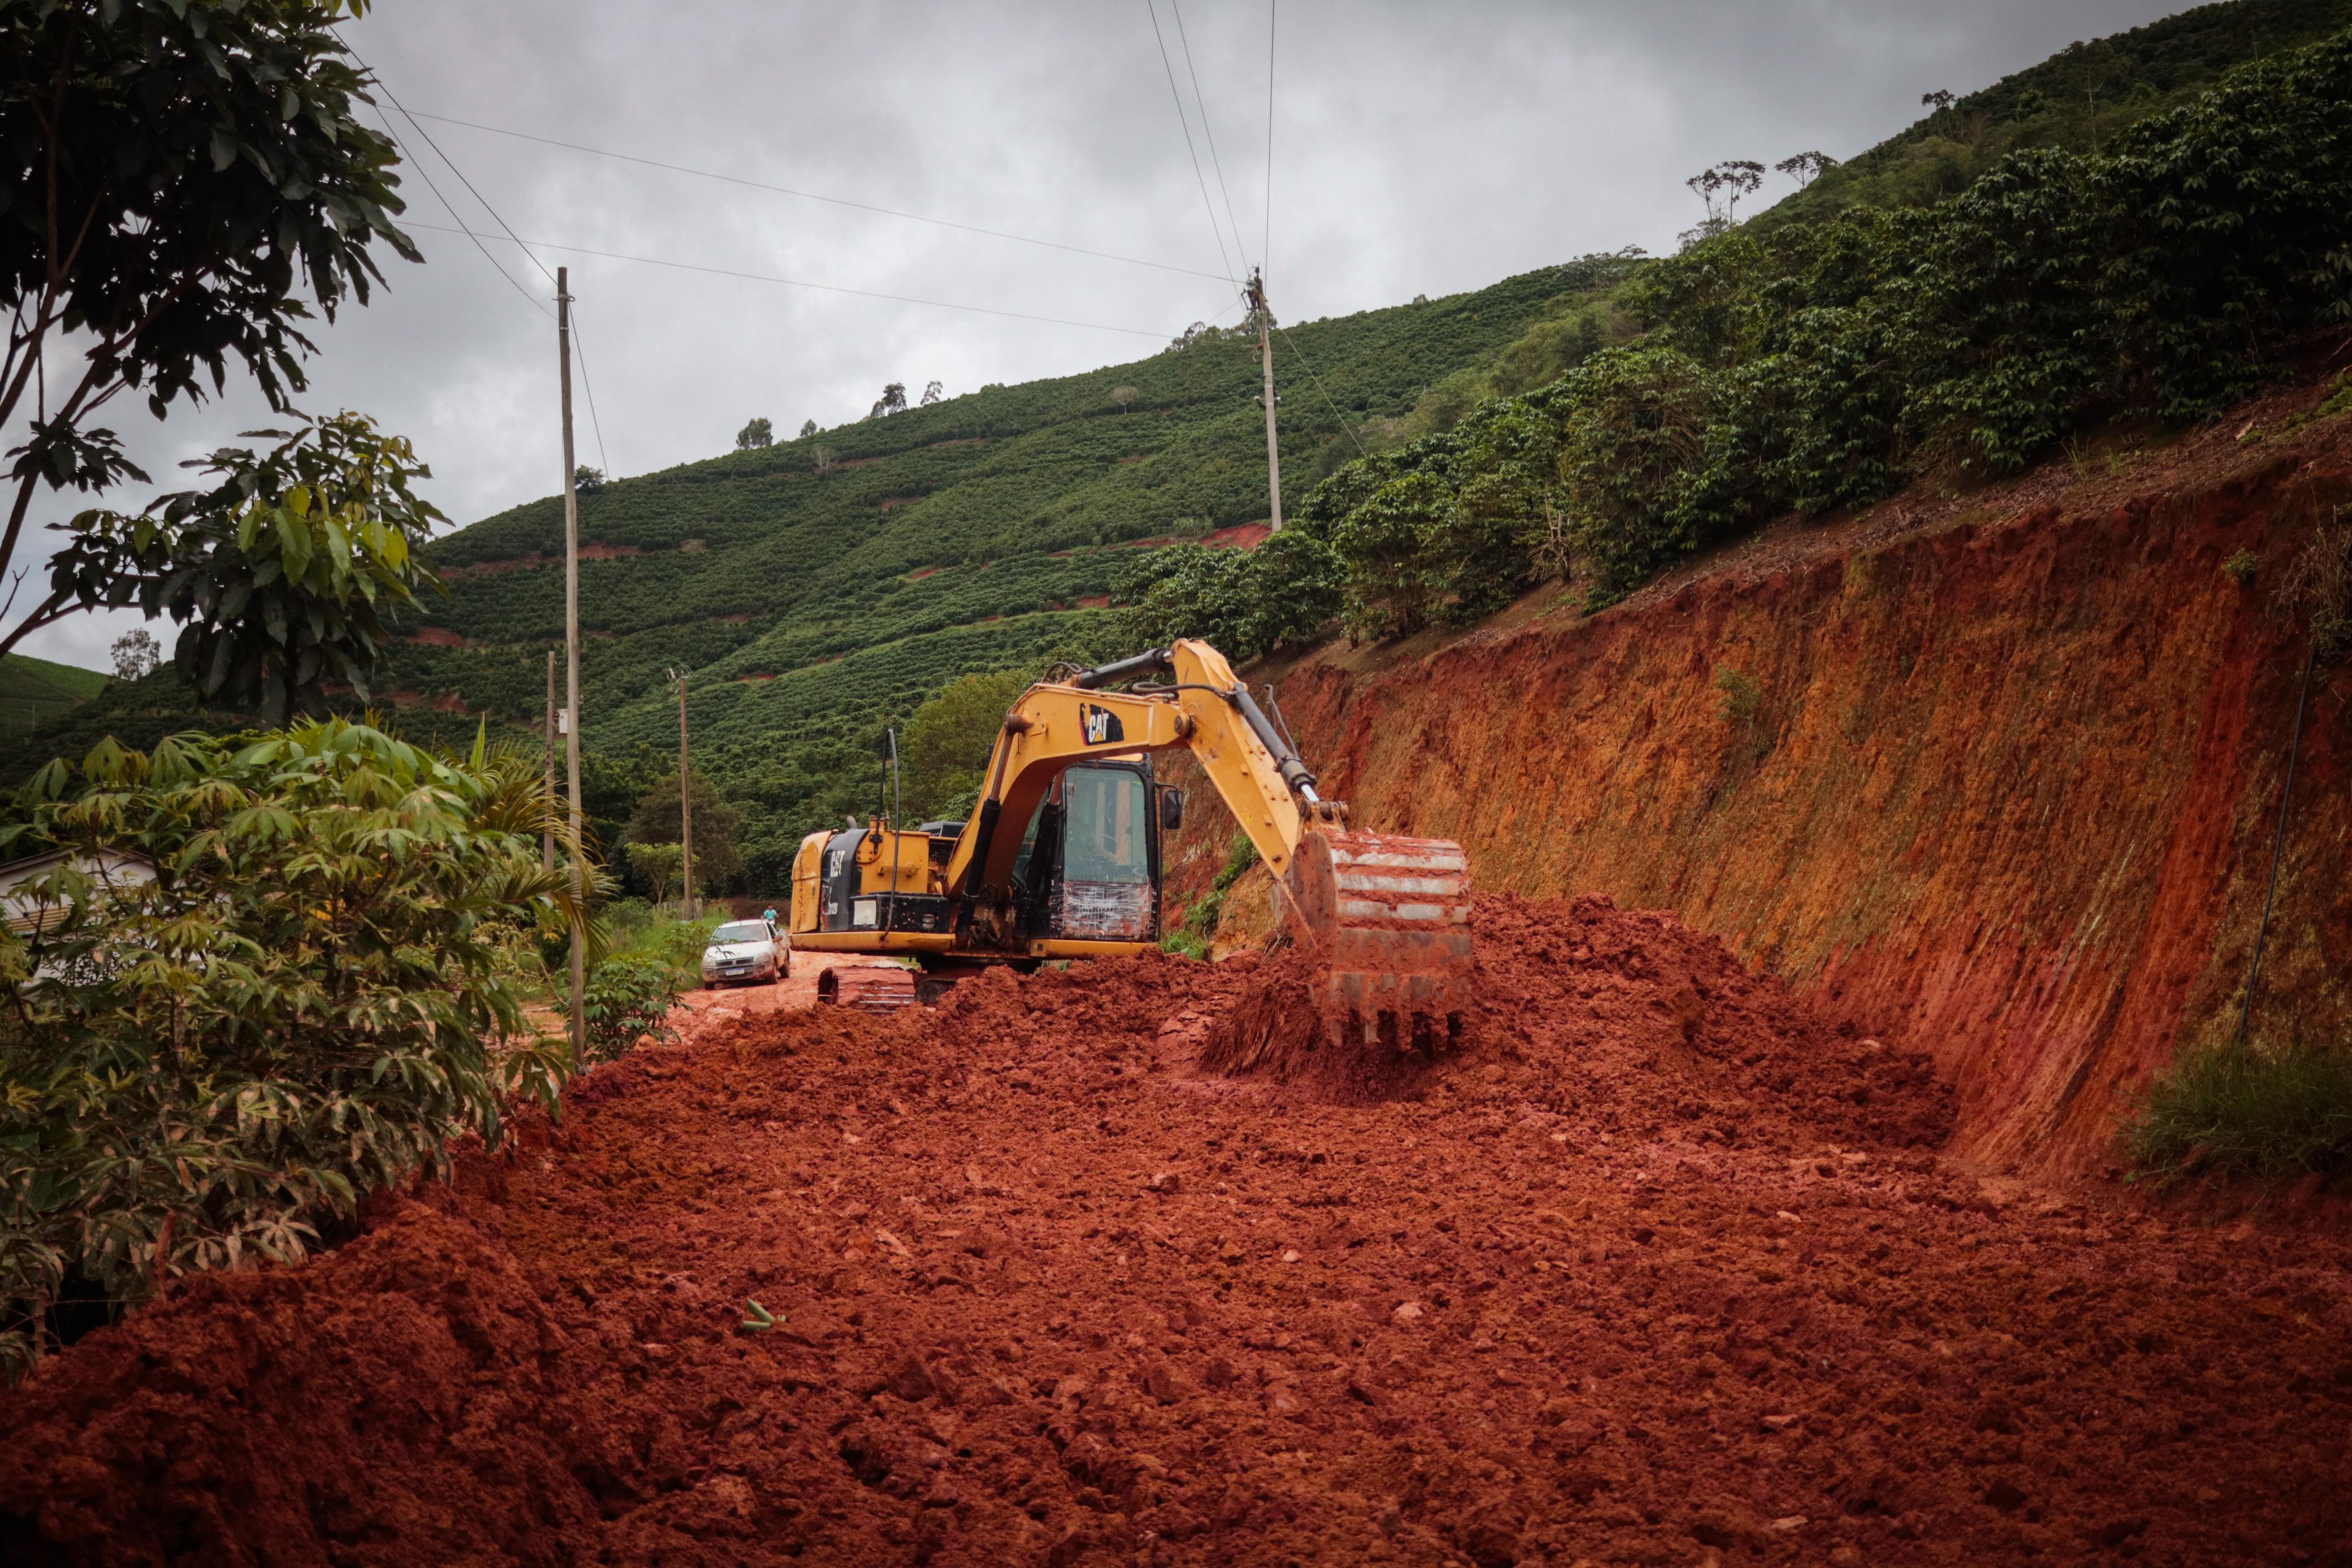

{"left": 1063, "top": 767, "right": 1150, "bottom": 886}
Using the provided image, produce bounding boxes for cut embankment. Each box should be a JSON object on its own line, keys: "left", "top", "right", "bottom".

{"left": 5, "top": 896, "right": 2347, "bottom": 1566}
{"left": 1205, "top": 400, "right": 2352, "bottom": 1175}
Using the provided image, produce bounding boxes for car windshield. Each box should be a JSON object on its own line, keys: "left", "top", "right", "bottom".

{"left": 711, "top": 921, "right": 769, "bottom": 944}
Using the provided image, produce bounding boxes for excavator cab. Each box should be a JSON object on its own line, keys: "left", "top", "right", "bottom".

{"left": 792, "top": 758, "right": 1169, "bottom": 947}
{"left": 787, "top": 639, "right": 1473, "bottom": 1052}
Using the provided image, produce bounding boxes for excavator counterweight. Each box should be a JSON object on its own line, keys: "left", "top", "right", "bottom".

{"left": 788, "top": 639, "right": 1474, "bottom": 1059}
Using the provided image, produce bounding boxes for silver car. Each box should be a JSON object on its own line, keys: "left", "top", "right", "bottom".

{"left": 700, "top": 917, "right": 790, "bottom": 987}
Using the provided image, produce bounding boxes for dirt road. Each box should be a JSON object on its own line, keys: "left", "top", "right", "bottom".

{"left": 3, "top": 896, "right": 2346, "bottom": 1566}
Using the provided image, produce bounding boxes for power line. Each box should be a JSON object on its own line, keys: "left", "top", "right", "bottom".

{"left": 357, "top": 102, "right": 550, "bottom": 318}
{"left": 1264, "top": 0, "right": 1277, "bottom": 272}
{"left": 1143, "top": 0, "right": 1239, "bottom": 286}
{"left": 405, "top": 220, "right": 1187, "bottom": 339}
{"left": 567, "top": 301, "right": 614, "bottom": 477}
{"left": 405, "top": 110, "right": 1231, "bottom": 285}
{"left": 1275, "top": 322, "right": 1367, "bottom": 456}
{"left": 1169, "top": 0, "right": 1251, "bottom": 275}
{"left": 349, "top": 46, "right": 563, "bottom": 294}
{"left": 351, "top": 47, "right": 620, "bottom": 472}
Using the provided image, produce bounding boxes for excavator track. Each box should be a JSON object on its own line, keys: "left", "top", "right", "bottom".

{"left": 816, "top": 965, "right": 919, "bottom": 1011}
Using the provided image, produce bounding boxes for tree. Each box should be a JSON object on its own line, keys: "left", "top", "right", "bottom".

{"left": 900, "top": 667, "right": 1037, "bottom": 822}
{"left": 50, "top": 413, "right": 445, "bottom": 720}
{"left": 1775, "top": 151, "right": 1837, "bottom": 188}
{"left": 0, "top": 720, "right": 582, "bottom": 1368}
{"left": 573, "top": 465, "right": 605, "bottom": 495}
{"left": 0, "top": 1, "right": 418, "bottom": 673}
{"left": 624, "top": 840, "right": 685, "bottom": 906}
{"left": 624, "top": 772, "right": 742, "bottom": 891}
{"left": 1684, "top": 159, "right": 1766, "bottom": 226}
{"left": 109, "top": 628, "right": 160, "bottom": 682}
{"left": 799, "top": 419, "right": 818, "bottom": 439}
{"left": 919, "top": 381, "right": 942, "bottom": 406}
{"left": 1922, "top": 89, "right": 1957, "bottom": 112}
{"left": 1110, "top": 385, "right": 1139, "bottom": 413}
{"left": 869, "top": 382, "right": 908, "bottom": 419}
{"left": 736, "top": 417, "right": 773, "bottom": 449}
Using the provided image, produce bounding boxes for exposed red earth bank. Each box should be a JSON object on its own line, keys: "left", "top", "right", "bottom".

{"left": 4, "top": 896, "right": 2349, "bottom": 1566}
{"left": 1169, "top": 380, "right": 2352, "bottom": 1177}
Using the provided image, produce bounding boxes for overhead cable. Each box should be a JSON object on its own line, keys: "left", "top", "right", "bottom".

{"left": 1143, "top": 0, "right": 1240, "bottom": 287}
{"left": 1169, "top": 0, "right": 1252, "bottom": 275}
{"left": 405, "top": 220, "right": 1187, "bottom": 339}
{"left": 405, "top": 110, "right": 1230, "bottom": 285}
{"left": 1264, "top": 0, "right": 1277, "bottom": 270}
{"left": 351, "top": 40, "right": 629, "bottom": 474}
{"left": 356, "top": 102, "right": 550, "bottom": 318}
{"left": 1276, "top": 323, "right": 1368, "bottom": 456}
{"left": 566, "top": 302, "right": 615, "bottom": 478}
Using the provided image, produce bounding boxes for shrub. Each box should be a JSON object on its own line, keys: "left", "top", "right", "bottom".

{"left": 2123, "top": 1037, "right": 2352, "bottom": 1184}
{"left": 1160, "top": 833, "right": 1262, "bottom": 960}
{"left": 1715, "top": 665, "right": 1762, "bottom": 724}
{"left": 1112, "top": 530, "right": 1343, "bottom": 660}
{"left": 899, "top": 666, "right": 1038, "bottom": 822}
{"left": 0, "top": 721, "right": 580, "bottom": 1372}
{"left": 1307, "top": 31, "right": 2352, "bottom": 633}
{"left": 576, "top": 958, "right": 686, "bottom": 1062}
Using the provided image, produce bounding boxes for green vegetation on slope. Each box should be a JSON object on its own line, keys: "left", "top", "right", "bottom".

{"left": 0, "top": 654, "right": 107, "bottom": 739}
{"left": 1762, "top": 0, "right": 2352, "bottom": 226}
{"left": 2125, "top": 1036, "right": 2352, "bottom": 1183}
{"left": 1201, "top": 26, "right": 2352, "bottom": 646}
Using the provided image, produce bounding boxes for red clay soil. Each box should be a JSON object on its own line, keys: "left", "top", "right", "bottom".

{"left": 1192, "top": 372, "right": 2352, "bottom": 1179}
{"left": 4, "top": 897, "right": 2349, "bottom": 1567}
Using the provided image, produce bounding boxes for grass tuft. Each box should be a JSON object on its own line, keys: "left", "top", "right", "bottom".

{"left": 2122, "top": 1037, "right": 2352, "bottom": 1185}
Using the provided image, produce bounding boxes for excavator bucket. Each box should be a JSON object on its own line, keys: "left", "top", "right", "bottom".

{"left": 1282, "top": 828, "right": 1474, "bottom": 1054}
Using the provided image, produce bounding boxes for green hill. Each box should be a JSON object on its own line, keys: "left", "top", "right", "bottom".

{"left": 10, "top": 259, "right": 1627, "bottom": 876}
{"left": 0, "top": 652, "right": 107, "bottom": 740}
{"left": 1760, "top": 0, "right": 2352, "bottom": 225}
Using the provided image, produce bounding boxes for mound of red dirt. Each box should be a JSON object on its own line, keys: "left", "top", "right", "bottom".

{"left": 3, "top": 895, "right": 2347, "bottom": 1566}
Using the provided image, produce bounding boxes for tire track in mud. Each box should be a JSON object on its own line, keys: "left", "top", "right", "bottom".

{"left": 3, "top": 895, "right": 2347, "bottom": 1566}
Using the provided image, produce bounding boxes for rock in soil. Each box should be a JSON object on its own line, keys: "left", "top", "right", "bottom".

{"left": 2, "top": 893, "right": 2346, "bottom": 1566}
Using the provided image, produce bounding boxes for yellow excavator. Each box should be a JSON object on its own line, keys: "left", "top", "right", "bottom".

{"left": 786, "top": 639, "right": 1473, "bottom": 1051}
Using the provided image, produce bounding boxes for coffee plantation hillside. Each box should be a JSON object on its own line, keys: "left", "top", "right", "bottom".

{"left": 1761, "top": 0, "right": 2352, "bottom": 224}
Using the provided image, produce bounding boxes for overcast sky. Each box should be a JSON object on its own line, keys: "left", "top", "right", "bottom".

{"left": 15, "top": 0, "right": 2194, "bottom": 671}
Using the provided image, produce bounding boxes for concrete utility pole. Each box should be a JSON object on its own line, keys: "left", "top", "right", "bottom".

{"left": 542, "top": 649, "right": 555, "bottom": 872}
{"left": 559, "top": 267, "right": 586, "bottom": 1064}
{"left": 672, "top": 668, "right": 696, "bottom": 920}
{"left": 1247, "top": 267, "right": 1283, "bottom": 533}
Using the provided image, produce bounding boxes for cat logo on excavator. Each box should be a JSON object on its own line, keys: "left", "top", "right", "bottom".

{"left": 788, "top": 639, "right": 1473, "bottom": 1050}
{"left": 1080, "top": 702, "right": 1124, "bottom": 746}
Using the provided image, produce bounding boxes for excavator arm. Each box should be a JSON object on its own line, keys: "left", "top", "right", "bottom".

{"left": 942, "top": 639, "right": 1473, "bottom": 1053}
{"left": 944, "top": 640, "right": 1322, "bottom": 896}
